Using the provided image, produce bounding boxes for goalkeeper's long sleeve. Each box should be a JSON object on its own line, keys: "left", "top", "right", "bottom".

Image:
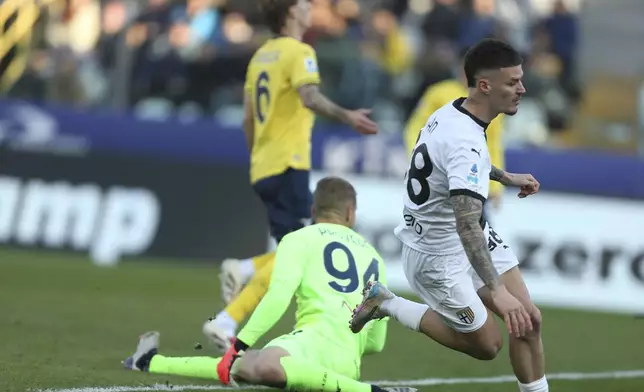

{"left": 237, "top": 235, "right": 305, "bottom": 346}
{"left": 364, "top": 256, "right": 389, "bottom": 355}
{"left": 364, "top": 317, "right": 388, "bottom": 355}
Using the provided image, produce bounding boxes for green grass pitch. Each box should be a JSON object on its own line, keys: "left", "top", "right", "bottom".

{"left": 2, "top": 248, "right": 644, "bottom": 392}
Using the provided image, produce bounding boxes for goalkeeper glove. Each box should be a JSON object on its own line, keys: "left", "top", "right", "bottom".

{"left": 217, "top": 337, "right": 248, "bottom": 385}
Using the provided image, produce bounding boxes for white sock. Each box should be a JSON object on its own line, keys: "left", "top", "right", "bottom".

{"left": 380, "top": 296, "right": 429, "bottom": 331}
{"left": 518, "top": 375, "right": 548, "bottom": 392}
{"left": 214, "top": 311, "right": 238, "bottom": 335}
{"left": 238, "top": 258, "right": 255, "bottom": 283}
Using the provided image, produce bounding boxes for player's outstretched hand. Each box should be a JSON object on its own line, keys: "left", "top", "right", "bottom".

{"left": 216, "top": 338, "right": 248, "bottom": 385}
{"left": 347, "top": 109, "right": 378, "bottom": 135}
{"left": 491, "top": 285, "right": 533, "bottom": 338}
{"left": 507, "top": 173, "right": 540, "bottom": 198}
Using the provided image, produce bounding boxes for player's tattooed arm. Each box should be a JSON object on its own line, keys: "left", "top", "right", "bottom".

{"left": 297, "top": 84, "right": 350, "bottom": 124}
{"left": 452, "top": 194, "right": 501, "bottom": 289}
{"left": 490, "top": 165, "right": 512, "bottom": 185}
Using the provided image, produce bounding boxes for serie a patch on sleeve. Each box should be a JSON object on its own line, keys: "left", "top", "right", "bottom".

{"left": 304, "top": 57, "right": 318, "bottom": 73}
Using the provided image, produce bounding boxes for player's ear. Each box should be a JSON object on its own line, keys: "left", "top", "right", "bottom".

{"left": 346, "top": 205, "right": 355, "bottom": 227}
{"left": 288, "top": 1, "right": 298, "bottom": 18}
{"left": 478, "top": 78, "right": 491, "bottom": 95}
{"left": 311, "top": 205, "right": 317, "bottom": 221}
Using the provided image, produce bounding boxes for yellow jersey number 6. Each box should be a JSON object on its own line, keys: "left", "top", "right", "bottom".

{"left": 255, "top": 71, "right": 270, "bottom": 124}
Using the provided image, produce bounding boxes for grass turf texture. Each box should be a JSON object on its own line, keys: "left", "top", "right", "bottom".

{"left": 2, "top": 249, "right": 643, "bottom": 392}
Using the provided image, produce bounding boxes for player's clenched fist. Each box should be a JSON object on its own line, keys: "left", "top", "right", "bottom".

{"left": 217, "top": 338, "right": 248, "bottom": 385}
{"left": 347, "top": 109, "right": 378, "bottom": 135}
{"left": 505, "top": 173, "right": 540, "bottom": 198}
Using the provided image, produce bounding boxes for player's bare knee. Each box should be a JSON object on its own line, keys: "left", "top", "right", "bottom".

{"left": 234, "top": 351, "right": 261, "bottom": 383}
{"left": 462, "top": 322, "right": 503, "bottom": 360}
{"left": 234, "top": 357, "right": 257, "bottom": 383}
{"left": 251, "top": 349, "right": 289, "bottom": 387}
{"left": 253, "top": 359, "right": 287, "bottom": 386}
{"left": 477, "top": 321, "right": 503, "bottom": 360}
{"left": 463, "top": 338, "right": 501, "bottom": 360}
{"left": 471, "top": 336, "right": 502, "bottom": 360}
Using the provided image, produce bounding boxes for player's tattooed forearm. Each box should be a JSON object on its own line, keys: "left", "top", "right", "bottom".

{"left": 452, "top": 195, "right": 501, "bottom": 289}
{"left": 490, "top": 165, "right": 514, "bottom": 186}
{"left": 298, "top": 84, "right": 350, "bottom": 124}
{"left": 490, "top": 165, "right": 506, "bottom": 183}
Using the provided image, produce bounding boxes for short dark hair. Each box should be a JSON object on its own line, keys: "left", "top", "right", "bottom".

{"left": 463, "top": 39, "right": 523, "bottom": 87}
{"left": 313, "top": 177, "right": 357, "bottom": 218}
{"left": 260, "top": 0, "right": 298, "bottom": 34}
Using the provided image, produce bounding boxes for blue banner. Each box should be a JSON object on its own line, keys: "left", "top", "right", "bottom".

{"left": 1, "top": 99, "right": 642, "bottom": 199}
{"left": 310, "top": 130, "right": 644, "bottom": 200}
{"left": 0, "top": 99, "right": 248, "bottom": 165}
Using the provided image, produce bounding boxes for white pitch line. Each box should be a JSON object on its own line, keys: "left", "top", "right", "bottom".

{"left": 372, "top": 370, "right": 644, "bottom": 386}
{"left": 35, "top": 370, "right": 644, "bottom": 392}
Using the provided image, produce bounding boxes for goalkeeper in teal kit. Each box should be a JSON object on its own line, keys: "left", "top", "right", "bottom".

{"left": 123, "top": 176, "right": 416, "bottom": 392}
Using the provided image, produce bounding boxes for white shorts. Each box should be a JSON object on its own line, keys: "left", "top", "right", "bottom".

{"left": 402, "top": 224, "right": 519, "bottom": 333}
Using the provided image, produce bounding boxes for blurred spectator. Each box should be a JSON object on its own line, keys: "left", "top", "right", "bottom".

{"left": 98, "top": 0, "right": 129, "bottom": 71}
{"left": 495, "top": 0, "right": 533, "bottom": 56}
{"left": 458, "top": 0, "right": 503, "bottom": 51}
{"left": 125, "top": 0, "right": 171, "bottom": 51}
{"left": 119, "top": 0, "right": 179, "bottom": 105}
{"left": 169, "top": 0, "right": 220, "bottom": 60}
{"left": 360, "top": 5, "right": 413, "bottom": 110}
{"left": 5, "top": 0, "right": 106, "bottom": 106}
{"left": 46, "top": 0, "right": 105, "bottom": 105}
{"left": 541, "top": 0, "right": 578, "bottom": 95}
{"left": 410, "top": 0, "right": 463, "bottom": 119}
{"left": 2, "top": 0, "right": 585, "bottom": 145}
{"left": 47, "top": 0, "right": 101, "bottom": 55}
{"left": 420, "top": 0, "right": 461, "bottom": 44}
{"left": 367, "top": 7, "right": 412, "bottom": 78}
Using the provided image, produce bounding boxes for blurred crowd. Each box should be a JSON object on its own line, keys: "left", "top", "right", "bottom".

{"left": 1, "top": 0, "right": 580, "bottom": 143}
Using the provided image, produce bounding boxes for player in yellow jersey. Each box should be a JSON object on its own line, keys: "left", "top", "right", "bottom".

{"left": 404, "top": 50, "right": 505, "bottom": 212}
{"left": 123, "top": 177, "right": 416, "bottom": 392}
{"left": 205, "top": 0, "right": 378, "bottom": 351}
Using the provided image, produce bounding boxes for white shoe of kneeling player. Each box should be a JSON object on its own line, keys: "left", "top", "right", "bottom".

{"left": 219, "top": 258, "right": 244, "bottom": 305}
{"left": 122, "top": 331, "right": 159, "bottom": 372}
{"left": 203, "top": 318, "right": 236, "bottom": 353}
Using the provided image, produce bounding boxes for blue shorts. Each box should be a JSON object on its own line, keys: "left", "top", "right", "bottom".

{"left": 252, "top": 169, "right": 312, "bottom": 243}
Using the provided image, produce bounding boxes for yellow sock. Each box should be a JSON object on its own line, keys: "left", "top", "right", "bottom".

{"left": 252, "top": 252, "right": 275, "bottom": 270}
{"left": 225, "top": 257, "right": 275, "bottom": 323}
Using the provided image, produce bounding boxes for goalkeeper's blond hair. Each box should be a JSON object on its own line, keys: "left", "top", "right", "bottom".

{"left": 312, "top": 177, "right": 357, "bottom": 221}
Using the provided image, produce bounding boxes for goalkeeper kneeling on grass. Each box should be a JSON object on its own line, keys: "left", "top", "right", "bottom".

{"left": 122, "top": 176, "right": 416, "bottom": 392}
